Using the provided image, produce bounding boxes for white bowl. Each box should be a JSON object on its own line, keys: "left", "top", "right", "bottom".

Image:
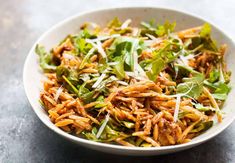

{"left": 23, "top": 7, "right": 235, "bottom": 156}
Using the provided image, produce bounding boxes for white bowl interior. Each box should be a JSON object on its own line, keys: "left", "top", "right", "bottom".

{"left": 24, "top": 7, "right": 235, "bottom": 156}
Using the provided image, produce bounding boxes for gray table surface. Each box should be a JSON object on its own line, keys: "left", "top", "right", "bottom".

{"left": 1, "top": 0, "right": 235, "bottom": 162}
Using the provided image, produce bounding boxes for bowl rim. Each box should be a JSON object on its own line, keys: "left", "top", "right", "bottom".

{"left": 23, "top": 6, "right": 235, "bottom": 151}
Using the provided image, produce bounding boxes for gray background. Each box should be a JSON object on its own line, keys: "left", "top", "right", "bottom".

{"left": 0, "top": 0, "right": 235, "bottom": 162}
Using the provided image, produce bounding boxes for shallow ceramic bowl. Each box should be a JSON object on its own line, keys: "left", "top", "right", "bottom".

{"left": 23, "top": 7, "right": 235, "bottom": 156}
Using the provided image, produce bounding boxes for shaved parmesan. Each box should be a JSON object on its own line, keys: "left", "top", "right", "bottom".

{"left": 86, "top": 39, "right": 107, "bottom": 58}
{"left": 144, "top": 40, "right": 155, "bottom": 46}
{"left": 54, "top": 86, "right": 63, "bottom": 102}
{"left": 89, "top": 22, "right": 99, "bottom": 28}
{"left": 173, "top": 95, "right": 181, "bottom": 122}
{"left": 179, "top": 54, "right": 194, "bottom": 66}
{"left": 63, "top": 53, "right": 75, "bottom": 60}
{"left": 92, "top": 73, "right": 106, "bottom": 89}
{"left": 145, "top": 34, "right": 158, "bottom": 41}
{"left": 96, "top": 40, "right": 107, "bottom": 58}
{"left": 121, "top": 19, "right": 132, "bottom": 29}
{"left": 88, "top": 34, "right": 120, "bottom": 42}
{"left": 96, "top": 113, "right": 110, "bottom": 138}
{"left": 116, "top": 80, "right": 128, "bottom": 86}
{"left": 108, "top": 62, "right": 118, "bottom": 66}
{"left": 219, "top": 64, "right": 225, "bottom": 83}
{"left": 132, "top": 28, "right": 139, "bottom": 37}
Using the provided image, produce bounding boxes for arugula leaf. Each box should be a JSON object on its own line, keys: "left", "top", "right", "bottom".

{"left": 190, "top": 121, "right": 213, "bottom": 133}
{"left": 121, "top": 121, "right": 135, "bottom": 129}
{"left": 204, "top": 81, "right": 231, "bottom": 100}
{"left": 72, "top": 29, "right": 94, "bottom": 55}
{"left": 108, "top": 37, "right": 139, "bottom": 70}
{"left": 62, "top": 75, "right": 79, "bottom": 94}
{"left": 199, "top": 23, "right": 218, "bottom": 52}
{"left": 193, "top": 103, "right": 214, "bottom": 112}
{"left": 146, "top": 57, "right": 165, "bottom": 81}
{"left": 141, "top": 20, "right": 176, "bottom": 37}
{"left": 107, "top": 37, "right": 140, "bottom": 78}
{"left": 209, "top": 69, "right": 220, "bottom": 83}
{"left": 99, "top": 125, "right": 121, "bottom": 141}
{"left": 200, "top": 23, "right": 211, "bottom": 37}
{"left": 156, "top": 21, "right": 176, "bottom": 36}
{"left": 82, "top": 127, "right": 99, "bottom": 142}
{"left": 143, "top": 40, "right": 181, "bottom": 81}
{"left": 176, "top": 66, "right": 205, "bottom": 98}
{"left": 107, "top": 17, "right": 122, "bottom": 28}
{"left": 56, "top": 65, "right": 79, "bottom": 83}
{"left": 78, "top": 83, "right": 95, "bottom": 103}
{"left": 35, "top": 45, "right": 57, "bottom": 72}
{"left": 112, "top": 56, "right": 125, "bottom": 80}
{"left": 212, "top": 82, "right": 231, "bottom": 100}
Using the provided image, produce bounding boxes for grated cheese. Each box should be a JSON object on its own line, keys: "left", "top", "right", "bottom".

{"left": 92, "top": 73, "right": 106, "bottom": 89}
{"left": 121, "top": 19, "right": 132, "bottom": 29}
{"left": 173, "top": 95, "right": 181, "bottom": 122}
{"left": 96, "top": 113, "right": 110, "bottom": 138}
{"left": 54, "top": 86, "right": 63, "bottom": 102}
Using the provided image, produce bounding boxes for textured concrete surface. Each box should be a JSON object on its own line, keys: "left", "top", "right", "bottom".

{"left": 0, "top": 0, "right": 235, "bottom": 162}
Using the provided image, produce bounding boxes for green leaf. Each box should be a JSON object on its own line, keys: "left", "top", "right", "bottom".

{"left": 209, "top": 69, "right": 220, "bottom": 83}
{"left": 204, "top": 81, "right": 231, "bottom": 100}
{"left": 122, "top": 121, "right": 135, "bottom": 129}
{"left": 190, "top": 121, "right": 213, "bottom": 133}
{"left": 146, "top": 57, "right": 165, "bottom": 81}
{"left": 199, "top": 23, "right": 218, "bottom": 52}
{"left": 156, "top": 21, "right": 176, "bottom": 36}
{"left": 212, "top": 82, "right": 231, "bottom": 100}
{"left": 112, "top": 56, "right": 126, "bottom": 80}
{"left": 107, "top": 17, "right": 122, "bottom": 28}
{"left": 94, "top": 95, "right": 107, "bottom": 108}
{"left": 82, "top": 127, "right": 99, "bottom": 142}
{"left": 141, "top": 20, "right": 176, "bottom": 37}
{"left": 176, "top": 66, "right": 205, "bottom": 98}
{"left": 78, "top": 83, "right": 95, "bottom": 103}
{"left": 140, "top": 143, "right": 152, "bottom": 147}
{"left": 108, "top": 37, "right": 139, "bottom": 71}
{"left": 99, "top": 125, "right": 121, "bottom": 141}
{"left": 79, "top": 48, "right": 95, "bottom": 69}
{"left": 35, "top": 45, "right": 57, "bottom": 71}
{"left": 62, "top": 75, "right": 79, "bottom": 94}
{"left": 193, "top": 103, "right": 214, "bottom": 112}
{"left": 72, "top": 29, "right": 94, "bottom": 55}
{"left": 212, "top": 94, "right": 227, "bottom": 100}
{"left": 200, "top": 23, "right": 211, "bottom": 37}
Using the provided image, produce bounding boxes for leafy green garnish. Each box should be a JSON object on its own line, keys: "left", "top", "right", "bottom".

{"left": 193, "top": 103, "right": 214, "bottom": 112}
{"left": 141, "top": 20, "right": 176, "bottom": 37}
{"left": 156, "top": 21, "right": 176, "bottom": 37}
{"left": 143, "top": 40, "right": 182, "bottom": 81}
{"left": 200, "top": 23, "right": 211, "bottom": 37}
{"left": 208, "top": 69, "right": 220, "bottom": 83}
{"left": 107, "top": 37, "right": 140, "bottom": 79}
{"left": 190, "top": 121, "right": 213, "bottom": 133}
{"left": 72, "top": 29, "right": 94, "bottom": 55}
{"left": 78, "top": 83, "right": 95, "bottom": 103}
{"left": 200, "top": 23, "right": 218, "bottom": 52}
{"left": 204, "top": 81, "right": 231, "bottom": 100}
{"left": 121, "top": 121, "right": 135, "bottom": 129}
{"left": 146, "top": 57, "right": 165, "bottom": 81}
{"left": 107, "top": 17, "right": 122, "bottom": 28}
{"left": 176, "top": 65, "right": 205, "bottom": 98}
{"left": 212, "top": 82, "right": 231, "bottom": 100}
{"left": 62, "top": 75, "right": 79, "bottom": 94}
{"left": 35, "top": 45, "right": 57, "bottom": 71}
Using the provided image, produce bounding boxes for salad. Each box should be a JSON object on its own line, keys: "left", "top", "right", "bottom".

{"left": 36, "top": 18, "right": 231, "bottom": 147}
